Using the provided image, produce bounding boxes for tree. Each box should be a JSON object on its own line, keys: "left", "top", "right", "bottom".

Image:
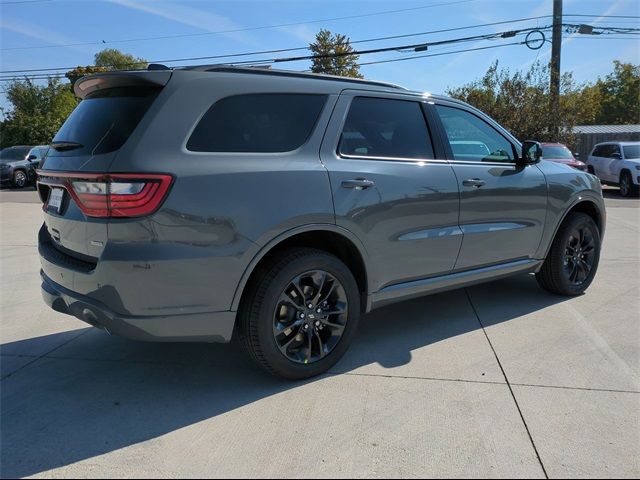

{"left": 594, "top": 61, "right": 640, "bottom": 124}
{"left": 0, "top": 78, "right": 77, "bottom": 148}
{"left": 66, "top": 48, "right": 148, "bottom": 88}
{"left": 309, "top": 29, "right": 363, "bottom": 78}
{"left": 65, "top": 65, "right": 109, "bottom": 87}
{"left": 446, "top": 61, "right": 599, "bottom": 145}
{"left": 94, "top": 48, "right": 148, "bottom": 70}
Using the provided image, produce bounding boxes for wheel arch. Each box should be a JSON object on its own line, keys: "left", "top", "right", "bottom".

{"left": 231, "top": 225, "right": 371, "bottom": 312}
{"left": 543, "top": 197, "right": 605, "bottom": 259}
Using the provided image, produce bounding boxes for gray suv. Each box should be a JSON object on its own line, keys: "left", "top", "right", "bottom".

{"left": 38, "top": 66, "right": 605, "bottom": 379}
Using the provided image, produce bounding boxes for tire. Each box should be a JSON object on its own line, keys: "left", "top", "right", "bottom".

{"left": 619, "top": 171, "right": 638, "bottom": 198}
{"left": 536, "top": 213, "right": 601, "bottom": 296}
{"left": 12, "top": 170, "right": 27, "bottom": 189}
{"left": 236, "top": 247, "right": 360, "bottom": 380}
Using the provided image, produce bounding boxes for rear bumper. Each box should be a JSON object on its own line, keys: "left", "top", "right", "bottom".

{"left": 41, "top": 271, "right": 236, "bottom": 343}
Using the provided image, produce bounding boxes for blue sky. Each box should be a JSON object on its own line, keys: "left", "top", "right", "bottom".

{"left": 0, "top": 0, "right": 638, "bottom": 113}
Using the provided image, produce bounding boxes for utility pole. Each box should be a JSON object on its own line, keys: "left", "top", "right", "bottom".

{"left": 550, "top": 0, "right": 563, "bottom": 136}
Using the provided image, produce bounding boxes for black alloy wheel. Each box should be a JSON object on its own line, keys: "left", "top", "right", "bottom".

{"left": 536, "top": 212, "right": 600, "bottom": 296}
{"left": 237, "top": 247, "right": 360, "bottom": 380}
{"left": 563, "top": 226, "right": 596, "bottom": 286}
{"left": 272, "top": 270, "right": 348, "bottom": 364}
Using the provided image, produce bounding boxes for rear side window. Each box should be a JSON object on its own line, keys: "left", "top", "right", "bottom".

{"left": 0, "top": 147, "right": 30, "bottom": 160}
{"left": 338, "top": 97, "right": 434, "bottom": 159}
{"left": 187, "top": 94, "right": 327, "bottom": 153}
{"left": 50, "top": 87, "right": 160, "bottom": 157}
{"left": 592, "top": 145, "right": 611, "bottom": 157}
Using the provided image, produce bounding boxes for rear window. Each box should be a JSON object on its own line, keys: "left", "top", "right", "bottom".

{"left": 542, "top": 145, "right": 573, "bottom": 159}
{"left": 50, "top": 87, "right": 160, "bottom": 157}
{"left": 186, "top": 93, "right": 327, "bottom": 153}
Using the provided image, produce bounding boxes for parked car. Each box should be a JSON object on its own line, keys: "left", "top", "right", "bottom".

{"left": 0, "top": 145, "right": 37, "bottom": 188}
{"left": 37, "top": 66, "right": 606, "bottom": 379}
{"left": 540, "top": 143, "right": 587, "bottom": 171}
{"left": 586, "top": 141, "right": 640, "bottom": 197}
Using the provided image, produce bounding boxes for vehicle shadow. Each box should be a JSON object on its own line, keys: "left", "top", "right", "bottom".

{"left": 602, "top": 187, "right": 639, "bottom": 200}
{"left": 0, "top": 275, "right": 568, "bottom": 478}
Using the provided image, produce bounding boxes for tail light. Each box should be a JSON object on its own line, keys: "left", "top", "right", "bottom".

{"left": 36, "top": 171, "right": 173, "bottom": 218}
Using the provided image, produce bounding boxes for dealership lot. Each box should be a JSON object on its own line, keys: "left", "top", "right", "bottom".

{"left": 1, "top": 188, "right": 638, "bottom": 478}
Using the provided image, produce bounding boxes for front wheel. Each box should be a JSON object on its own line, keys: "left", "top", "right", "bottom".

{"left": 237, "top": 248, "right": 360, "bottom": 379}
{"left": 12, "top": 170, "right": 27, "bottom": 188}
{"left": 536, "top": 213, "right": 601, "bottom": 296}
{"left": 619, "top": 171, "right": 638, "bottom": 197}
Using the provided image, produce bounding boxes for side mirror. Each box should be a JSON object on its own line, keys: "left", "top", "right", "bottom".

{"left": 574, "top": 152, "right": 580, "bottom": 158}
{"left": 521, "top": 140, "right": 542, "bottom": 164}
{"left": 28, "top": 155, "right": 37, "bottom": 161}
{"left": 611, "top": 152, "right": 622, "bottom": 160}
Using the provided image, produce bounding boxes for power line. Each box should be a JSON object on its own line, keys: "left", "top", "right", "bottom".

{"left": 0, "top": 0, "right": 53, "bottom": 4}
{"left": 0, "top": 0, "right": 478, "bottom": 51}
{"left": 360, "top": 41, "right": 525, "bottom": 66}
{"left": 0, "top": 43, "right": 523, "bottom": 80}
{"left": 0, "top": 27, "right": 549, "bottom": 81}
{"left": 0, "top": 17, "right": 557, "bottom": 74}
{"left": 0, "top": 22, "right": 636, "bottom": 81}
{"left": 564, "top": 14, "right": 640, "bottom": 19}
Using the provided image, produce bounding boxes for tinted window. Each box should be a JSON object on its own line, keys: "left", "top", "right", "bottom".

{"left": 0, "top": 147, "right": 30, "bottom": 160}
{"left": 51, "top": 87, "right": 160, "bottom": 157}
{"left": 623, "top": 145, "right": 640, "bottom": 159}
{"left": 187, "top": 94, "right": 327, "bottom": 153}
{"left": 593, "top": 145, "right": 611, "bottom": 157}
{"left": 436, "top": 105, "right": 515, "bottom": 163}
{"left": 542, "top": 145, "right": 573, "bottom": 159}
{"left": 338, "top": 97, "right": 434, "bottom": 159}
{"left": 609, "top": 145, "right": 622, "bottom": 158}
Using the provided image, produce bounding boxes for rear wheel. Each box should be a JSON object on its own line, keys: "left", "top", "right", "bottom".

{"left": 237, "top": 248, "right": 360, "bottom": 379}
{"left": 536, "top": 213, "right": 600, "bottom": 296}
{"left": 619, "top": 171, "right": 638, "bottom": 197}
{"left": 12, "top": 170, "right": 27, "bottom": 188}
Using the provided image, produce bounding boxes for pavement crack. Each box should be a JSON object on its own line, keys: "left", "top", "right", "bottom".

{"left": 465, "top": 288, "right": 549, "bottom": 479}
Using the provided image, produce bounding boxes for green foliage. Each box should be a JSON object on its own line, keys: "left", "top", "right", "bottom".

{"left": 309, "top": 29, "right": 363, "bottom": 78}
{"left": 0, "top": 78, "right": 77, "bottom": 148}
{"left": 94, "top": 48, "right": 148, "bottom": 70}
{"left": 593, "top": 61, "right": 640, "bottom": 124}
{"left": 66, "top": 48, "right": 148, "bottom": 88}
{"left": 446, "top": 60, "right": 638, "bottom": 146}
{"left": 65, "top": 65, "right": 110, "bottom": 88}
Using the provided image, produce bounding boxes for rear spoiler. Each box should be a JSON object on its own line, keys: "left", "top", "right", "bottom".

{"left": 74, "top": 70, "right": 172, "bottom": 99}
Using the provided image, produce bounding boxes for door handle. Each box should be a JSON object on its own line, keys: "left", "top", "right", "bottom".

{"left": 462, "top": 178, "right": 486, "bottom": 188}
{"left": 341, "top": 179, "right": 375, "bottom": 190}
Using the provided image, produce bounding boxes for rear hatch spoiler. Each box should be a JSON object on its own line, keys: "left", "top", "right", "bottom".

{"left": 74, "top": 70, "right": 173, "bottom": 99}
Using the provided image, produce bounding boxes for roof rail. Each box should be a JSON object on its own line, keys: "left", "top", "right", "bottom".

{"left": 176, "top": 64, "right": 407, "bottom": 90}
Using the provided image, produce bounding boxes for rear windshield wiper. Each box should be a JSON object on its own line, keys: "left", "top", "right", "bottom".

{"left": 50, "top": 141, "right": 83, "bottom": 152}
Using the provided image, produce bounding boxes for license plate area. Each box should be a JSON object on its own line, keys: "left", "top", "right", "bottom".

{"left": 48, "top": 187, "right": 65, "bottom": 213}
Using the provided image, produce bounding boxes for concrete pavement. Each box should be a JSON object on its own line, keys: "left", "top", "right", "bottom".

{"left": 1, "top": 188, "right": 638, "bottom": 478}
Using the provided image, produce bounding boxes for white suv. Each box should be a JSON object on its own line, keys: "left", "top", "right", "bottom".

{"left": 586, "top": 141, "right": 640, "bottom": 197}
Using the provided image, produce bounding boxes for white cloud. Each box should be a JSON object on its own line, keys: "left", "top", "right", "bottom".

{"left": 0, "top": 17, "right": 91, "bottom": 53}
{"left": 108, "top": 0, "right": 258, "bottom": 47}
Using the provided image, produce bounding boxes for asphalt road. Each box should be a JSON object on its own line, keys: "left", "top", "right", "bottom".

{"left": 1, "top": 187, "right": 638, "bottom": 478}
